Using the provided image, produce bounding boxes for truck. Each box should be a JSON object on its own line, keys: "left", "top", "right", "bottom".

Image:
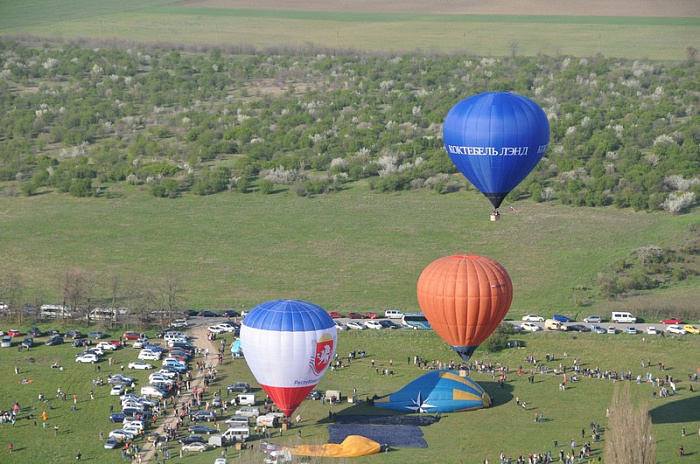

{"left": 544, "top": 319, "right": 567, "bottom": 331}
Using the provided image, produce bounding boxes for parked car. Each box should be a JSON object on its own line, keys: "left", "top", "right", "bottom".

{"left": 72, "top": 338, "right": 92, "bottom": 348}
{"left": 346, "top": 312, "right": 364, "bottom": 319}
{"left": 328, "top": 311, "right": 342, "bottom": 318}
{"left": 384, "top": 309, "right": 404, "bottom": 319}
{"left": 666, "top": 325, "right": 686, "bottom": 335}
{"left": 660, "top": 318, "right": 682, "bottom": 324}
{"left": 625, "top": 326, "right": 638, "bottom": 335}
{"left": 583, "top": 315, "right": 602, "bottom": 323}
{"left": 178, "top": 435, "right": 205, "bottom": 445}
{"left": 1, "top": 336, "right": 11, "bottom": 348}
{"left": 104, "top": 437, "right": 121, "bottom": 449}
{"left": 109, "top": 413, "right": 127, "bottom": 423}
{"left": 129, "top": 362, "right": 154, "bottom": 370}
{"left": 107, "top": 339, "right": 121, "bottom": 348}
{"left": 108, "top": 374, "right": 135, "bottom": 386}
{"left": 222, "top": 310, "right": 239, "bottom": 318}
{"left": 379, "top": 320, "right": 401, "bottom": 329}
{"left": 364, "top": 312, "right": 379, "bottom": 319}
{"left": 21, "top": 337, "right": 33, "bottom": 348}
{"left": 76, "top": 353, "right": 99, "bottom": 363}
{"left": 123, "top": 331, "right": 142, "bottom": 340}
{"left": 132, "top": 338, "right": 149, "bottom": 349}
{"left": 683, "top": 325, "right": 700, "bottom": 334}
{"left": 188, "top": 424, "right": 217, "bottom": 435}
{"left": 199, "top": 310, "right": 219, "bottom": 317}
{"left": 109, "top": 429, "right": 136, "bottom": 441}
{"left": 553, "top": 315, "right": 575, "bottom": 323}
{"left": 65, "top": 330, "right": 82, "bottom": 339}
{"left": 364, "top": 320, "right": 383, "bottom": 330}
{"left": 45, "top": 335, "right": 64, "bottom": 346}
{"left": 97, "top": 341, "right": 118, "bottom": 351}
{"left": 307, "top": 389, "right": 323, "bottom": 400}
{"left": 346, "top": 321, "right": 365, "bottom": 330}
{"left": 521, "top": 322, "right": 542, "bottom": 332}
{"left": 334, "top": 321, "right": 347, "bottom": 331}
{"left": 607, "top": 326, "right": 617, "bottom": 334}
{"left": 589, "top": 325, "right": 606, "bottom": 334}
{"left": 521, "top": 314, "right": 544, "bottom": 322}
{"left": 28, "top": 327, "right": 45, "bottom": 337}
{"left": 567, "top": 324, "right": 590, "bottom": 332}
{"left": 226, "top": 382, "right": 251, "bottom": 393}
{"left": 190, "top": 410, "right": 217, "bottom": 422}
{"left": 110, "top": 385, "right": 126, "bottom": 396}
{"left": 646, "top": 326, "right": 658, "bottom": 335}
{"left": 88, "top": 331, "right": 107, "bottom": 339}
{"left": 138, "top": 350, "right": 161, "bottom": 361}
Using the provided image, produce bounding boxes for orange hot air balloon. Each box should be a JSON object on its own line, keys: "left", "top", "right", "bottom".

{"left": 417, "top": 254, "right": 513, "bottom": 362}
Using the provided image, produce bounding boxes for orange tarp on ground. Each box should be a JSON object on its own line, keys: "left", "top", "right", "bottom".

{"left": 285, "top": 435, "right": 381, "bottom": 457}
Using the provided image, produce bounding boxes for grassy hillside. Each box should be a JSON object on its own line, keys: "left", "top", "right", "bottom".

{"left": 1, "top": 183, "right": 696, "bottom": 317}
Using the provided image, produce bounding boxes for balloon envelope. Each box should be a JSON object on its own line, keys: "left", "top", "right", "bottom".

{"left": 374, "top": 369, "right": 490, "bottom": 413}
{"left": 241, "top": 299, "right": 337, "bottom": 417}
{"left": 416, "top": 255, "right": 513, "bottom": 362}
{"left": 443, "top": 92, "right": 549, "bottom": 209}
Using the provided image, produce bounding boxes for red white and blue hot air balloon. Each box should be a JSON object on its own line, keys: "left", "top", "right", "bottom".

{"left": 240, "top": 299, "right": 337, "bottom": 417}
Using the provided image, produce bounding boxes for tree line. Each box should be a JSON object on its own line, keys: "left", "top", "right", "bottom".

{"left": 0, "top": 39, "right": 698, "bottom": 213}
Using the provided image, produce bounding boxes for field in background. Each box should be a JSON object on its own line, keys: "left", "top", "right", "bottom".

{"left": 0, "top": 0, "right": 698, "bottom": 59}
{"left": 0, "top": 183, "right": 697, "bottom": 317}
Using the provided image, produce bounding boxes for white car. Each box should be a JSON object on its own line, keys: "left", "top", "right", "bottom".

{"left": 666, "top": 325, "right": 687, "bottom": 335}
{"left": 346, "top": 321, "right": 365, "bottom": 330}
{"left": 522, "top": 314, "right": 545, "bottom": 322}
{"left": 76, "top": 353, "right": 99, "bottom": 363}
{"left": 96, "top": 341, "right": 118, "bottom": 351}
{"left": 138, "top": 350, "right": 161, "bottom": 361}
{"left": 182, "top": 442, "right": 210, "bottom": 452}
{"left": 122, "top": 425, "right": 142, "bottom": 438}
{"left": 334, "top": 321, "right": 347, "bottom": 331}
{"left": 132, "top": 338, "right": 149, "bottom": 349}
{"left": 153, "top": 369, "right": 177, "bottom": 379}
{"left": 122, "top": 419, "right": 145, "bottom": 431}
{"left": 364, "top": 320, "right": 383, "bottom": 330}
{"left": 646, "top": 326, "right": 658, "bottom": 335}
{"left": 110, "top": 385, "right": 125, "bottom": 396}
{"left": 170, "top": 318, "right": 188, "bottom": 328}
{"left": 208, "top": 325, "right": 226, "bottom": 334}
{"left": 128, "top": 362, "right": 154, "bottom": 370}
{"left": 109, "top": 429, "right": 137, "bottom": 440}
{"left": 521, "top": 322, "right": 542, "bottom": 332}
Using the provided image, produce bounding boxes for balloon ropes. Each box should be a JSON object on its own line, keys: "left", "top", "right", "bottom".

{"left": 417, "top": 255, "right": 513, "bottom": 362}
{"left": 443, "top": 92, "right": 549, "bottom": 217}
{"left": 240, "top": 299, "right": 337, "bottom": 417}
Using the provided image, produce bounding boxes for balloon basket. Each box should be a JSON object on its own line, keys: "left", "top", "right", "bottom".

{"left": 490, "top": 213, "right": 500, "bottom": 221}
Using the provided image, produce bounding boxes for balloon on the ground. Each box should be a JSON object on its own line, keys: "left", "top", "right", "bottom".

{"left": 373, "top": 370, "right": 490, "bottom": 413}
{"left": 284, "top": 435, "right": 381, "bottom": 457}
{"left": 417, "top": 254, "right": 513, "bottom": 362}
{"left": 241, "top": 299, "right": 337, "bottom": 417}
{"left": 443, "top": 91, "right": 549, "bottom": 210}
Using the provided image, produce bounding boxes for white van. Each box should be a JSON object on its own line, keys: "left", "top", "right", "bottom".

{"left": 256, "top": 414, "right": 281, "bottom": 428}
{"left": 611, "top": 312, "right": 636, "bottom": 323}
{"left": 40, "top": 304, "right": 73, "bottom": 319}
{"left": 221, "top": 426, "right": 250, "bottom": 442}
{"left": 140, "top": 386, "right": 166, "bottom": 398}
{"left": 384, "top": 310, "right": 404, "bottom": 319}
{"left": 236, "top": 394, "right": 256, "bottom": 406}
{"left": 234, "top": 407, "right": 260, "bottom": 418}
{"left": 544, "top": 319, "right": 566, "bottom": 331}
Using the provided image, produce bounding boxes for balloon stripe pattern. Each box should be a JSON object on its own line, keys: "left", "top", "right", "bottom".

{"left": 241, "top": 299, "right": 337, "bottom": 417}
{"left": 416, "top": 255, "right": 513, "bottom": 362}
{"left": 443, "top": 92, "right": 550, "bottom": 209}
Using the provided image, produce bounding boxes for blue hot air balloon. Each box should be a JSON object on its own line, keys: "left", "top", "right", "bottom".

{"left": 443, "top": 92, "right": 550, "bottom": 214}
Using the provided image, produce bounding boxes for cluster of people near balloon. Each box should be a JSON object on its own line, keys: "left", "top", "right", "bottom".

{"left": 240, "top": 93, "right": 549, "bottom": 418}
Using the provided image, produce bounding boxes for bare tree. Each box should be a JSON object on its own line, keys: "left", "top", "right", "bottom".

{"left": 83, "top": 271, "right": 101, "bottom": 325}
{"left": 109, "top": 274, "right": 120, "bottom": 329}
{"left": 62, "top": 267, "right": 86, "bottom": 322}
{"left": 605, "top": 383, "right": 656, "bottom": 464}
{"left": 160, "top": 272, "right": 186, "bottom": 327}
{"left": 0, "top": 271, "right": 24, "bottom": 324}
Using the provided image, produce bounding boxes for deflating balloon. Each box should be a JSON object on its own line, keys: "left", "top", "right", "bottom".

{"left": 417, "top": 254, "right": 513, "bottom": 362}
{"left": 443, "top": 92, "right": 549, "bottom": 209}
{"left": 241, "top": 299, "right": 337, "bottom": 417}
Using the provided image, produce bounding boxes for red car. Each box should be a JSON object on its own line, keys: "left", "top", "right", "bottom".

{"left": 107, "top": 339, "right": 122, "bottom": 348}
{"left": 328, "top": 311, "right": 342, "bottom": 318}
{"left": 364, "top": 312, "right": 379, "bottom": 319}
{"left": 7, "top": 329, "right": 22, "bottom": 337}
{"left": 346, "top": 312, "right": 364, "bottom": 319}
{"left": 660, "top": 318, "right": 681, "bottom": 324}
{"left": 122, "top": 331, "right": 141, "bottom": 340}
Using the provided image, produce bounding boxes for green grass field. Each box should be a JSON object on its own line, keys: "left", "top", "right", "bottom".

{"left": 1, "top": 0, "right": 698, "bottom": 60}
{"left": 0, "top": 324, "right": 698, "bottom": 463}
{"left": 1, "top": 182, "right": 697, "bottom": 316}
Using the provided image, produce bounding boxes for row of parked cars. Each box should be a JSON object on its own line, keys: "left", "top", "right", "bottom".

{"left": 335, "top": 319, "right": 403, "bottom": 331}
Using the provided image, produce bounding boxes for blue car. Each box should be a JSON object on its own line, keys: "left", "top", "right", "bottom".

{"left": 553, "top": 315, "right": 575, "bottom": 323}
{"left": 109, "top": 413, "right": 126, "bottom": 423}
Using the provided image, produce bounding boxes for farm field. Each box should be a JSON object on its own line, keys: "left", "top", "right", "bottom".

{"left": 0, "top": 322, "right": 699, "bottom": 463}
{"left": 0, "top": 0, "right": 698, "bottom": 59}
